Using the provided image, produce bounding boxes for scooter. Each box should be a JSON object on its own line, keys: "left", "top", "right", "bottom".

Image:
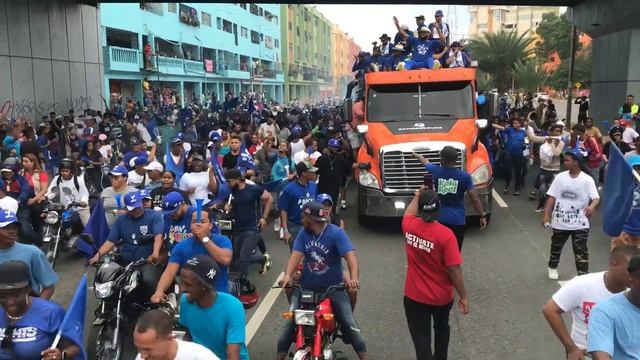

{"left": 280, "top": 283, "right": 347, "bottom": 360}
{"left": 41, "top": 195, "right": 85, "bottom": 269}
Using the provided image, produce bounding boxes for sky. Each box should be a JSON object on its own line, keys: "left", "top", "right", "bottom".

{"left": 315, "top": 5, "right": 470, "bottom": 50}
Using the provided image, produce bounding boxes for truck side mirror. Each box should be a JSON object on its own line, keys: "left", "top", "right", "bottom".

{"left": 343, "top": 98, "right": 353, "bottom": 124}
{"left": 357, "top": 125, "right": 369, "bottom": 134}
{"left": 475, "top": 119, "right": 488, "bottom": 129}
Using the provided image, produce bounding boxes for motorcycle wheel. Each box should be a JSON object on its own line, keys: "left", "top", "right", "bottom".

{"left": 88, "top": 323, "right": 122, "bottom": 360}
{"left": 45, "top": 240, "right": 57, "bottom": 269}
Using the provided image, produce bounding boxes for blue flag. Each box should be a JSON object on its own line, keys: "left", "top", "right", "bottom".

{"left": 210, "top": 149, "right": 226, "bottom": 184}
{"left": 76, "top": 200, "right": 109, "bottom": 257}
{"left": 603, "top": 143, "right": 635, "bottom": 236}
{"left": 56, "top": 274, "right": 87, "bottom": 360}
{"left": 247, "top": 96, "right": 256, "bottom": 114}
{"left": 236, "top": 144, "right": 258, "bottom": 174}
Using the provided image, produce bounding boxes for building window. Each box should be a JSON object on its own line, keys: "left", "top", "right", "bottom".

{"left": 223, "top": 19, "right": 233, "bottom": 33}
{"left": 493, "top": 10, "right": 505, "bottom": 22}
{"left": 202, "top": 12, "right": 211, "bottom": 27}
{"left": 140, "top": 2, "right": 163, "bottom": 16}
{"left": 250, "top": 30, "right": 260, "bottom": 44}
{"left": 179, "top": 4, "right": 200, "bottom": 27}
{"left": 217, "top": 17, "right": 222, "bottom": 30}
{"left": 241, "top": 27, "right": 248, "bottom": 38}
{"left": 275, "top": 39, "right": 279, "bottom": 48}
{"left": 239, "top": 3, "right": 247, "bottom": 9}
{"left": 265, "top": 35, "right": 273, "bottom": 49}
{"left": 167, "top": 3, "right": 177, "bottom": 13}
{"left": 258, "top": 7, "right": 263, "bottom": 16}
{"left": 250, "top": 3, "right": 259, "bottom": 15}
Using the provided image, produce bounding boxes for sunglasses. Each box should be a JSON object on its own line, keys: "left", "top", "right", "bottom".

{"left": 2, "top": 324, "right": 14, "bottom": 350}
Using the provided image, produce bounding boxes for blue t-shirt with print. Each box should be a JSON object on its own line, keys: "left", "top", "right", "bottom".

{"left": 426, "top": 164, "right": 474, "bottom": 226}
{"left": 231, "top": 184, "right": 264, "bottom": 232}
{"left": 407, "top": 36, "right": 443, "bottom": 63}
{"left": 587, "top": 293, "right": 640, "bottom": 359}
{"left": 169, "top": 235, "right": 232, "bottom": 293}
{"left": 278, "top": 180, "right": 317, "bottom": 226}
{"left": 0, "top": 298, "right": 65, "bottom": 360}
{"left": 108, "top": 209, "right": 164, "bottom": 264}
{"left": 502, "top": 127, "right": 527, "bottom": 155}
{"left": 623, "top": 183, "right": 640, "bottom": 236}
{"left": 0, "top": 243, "right": 59, "bottom": 295}
{"left": 293, "top": 224, "right": 354, "bottom": 289}
{"left": 179, "top": 292, "right": 249, "bottom": 360}
{"left": 164, "top": 206, "right": 196, "bottom": 249}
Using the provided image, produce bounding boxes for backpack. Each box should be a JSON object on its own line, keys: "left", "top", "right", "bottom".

{"left": 56, "top": 174, "right": 80, "bottom": 192}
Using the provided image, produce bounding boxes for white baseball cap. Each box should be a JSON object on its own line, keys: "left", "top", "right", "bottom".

{"left": 143, "top": 161, "right": 164, "bottom": 172}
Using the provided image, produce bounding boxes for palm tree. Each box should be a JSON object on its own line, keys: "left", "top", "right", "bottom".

{"left": 467, "top": 30, "right": 535, "bottom": 93}
{"left": 513, "top": 60, "right": 549, "bottom": 93}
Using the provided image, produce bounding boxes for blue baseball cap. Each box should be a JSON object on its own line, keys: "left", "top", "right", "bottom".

{"left": 124, "top": 191, "right": 143, "bottom": 211}
{"left": 565, "top": 148, "right": 584, "bottom": 160}
{"left": 0, "top": 210, "right": 20, "bottom": 228}
{"left": 162, "top": 191, "right": 184, "bottom": 215}
{"left": 435, "top": 10, "right": 444, "bottom": 17}
{"left": 210, "top": 131, "right": 221, "bottom": 142}
{"left": 291, "top": 126, "right": 302, "bottom": 136}
{"left": 140, "top": 189, "right": 152, "bottom": 200}
{"left": 133, "top": 156, "right": 148, "bottom": 166}
{"left": 628, "top": 155, "right": 640, "bottom": 167}
{"left": 110, "top": 165, "right": 129, "bottom": 176}
{"left": 315, "top": 193, "right": 334, "bottom": 206}
{"left": 328, "top": 138, "right": 341, "bottom": 148}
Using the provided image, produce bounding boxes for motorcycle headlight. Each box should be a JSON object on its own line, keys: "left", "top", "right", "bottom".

{"left": 358, "top": 170, "right": 380, "bottom": 189}
{"left": 124, "top": 270, "right": 140, "bottom": 293}
{"left": 471, "top": 164, "right": 490, "bottom": 186}
{"left": 294, "top": 309, "right": 316, "bottom": 326}
{"left": 45, "top": 212, "right": 59, "bottom": 225}
{"left": 94, "top": 281, "right": 114, "bottom": 299}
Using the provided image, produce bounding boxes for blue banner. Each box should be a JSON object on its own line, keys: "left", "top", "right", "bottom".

{"left": 603, "top": 143, "right": 634, "bottom": 236}
{"left": 76, "top": 200, "right": 109, "bottom": 257}
{"left": 57, "top": 274, "right": 87, "bottom": 359}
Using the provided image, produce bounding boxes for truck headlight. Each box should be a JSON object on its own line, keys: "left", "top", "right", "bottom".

{"left": 471, "top": 164, "right": 490, "bottom": 186}
{"left": 358, "top": 170, "right": 380, "bottom": 189}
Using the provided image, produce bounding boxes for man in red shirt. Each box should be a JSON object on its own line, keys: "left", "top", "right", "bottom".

{"left": 402, "top": 188, "right": 469, "bottom": 360}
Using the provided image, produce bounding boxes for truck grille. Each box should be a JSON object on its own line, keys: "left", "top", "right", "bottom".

{"left": 381, "top": 148, "right": 464, "bottom": 192}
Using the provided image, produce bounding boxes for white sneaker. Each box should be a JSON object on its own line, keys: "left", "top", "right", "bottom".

{"left": 548, "top": 267, "right": 559, "bottom": 280}
{"left": 279, "top": 227, "right": 284, "bottom": 240}
{"left": 274, "top": 218, "right": 281, "bottom": 232}
{"left": 340, "top": 200, "right": 347, "bottom": 209}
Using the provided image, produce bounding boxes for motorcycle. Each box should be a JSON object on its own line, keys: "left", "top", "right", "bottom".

{"left": 88, "top": 255, "right": 183, "bottom": 360}
{"left": 281, "top": 284, "right": 347, "bottom": 360}
{"left": 41, "top": 200, "right": 85, "bottom": 268}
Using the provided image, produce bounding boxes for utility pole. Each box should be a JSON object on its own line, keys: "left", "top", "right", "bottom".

{"left": 565, "top": 25, "right": 578, "bottom": 129}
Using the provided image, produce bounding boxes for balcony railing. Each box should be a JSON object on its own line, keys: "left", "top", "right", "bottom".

{"left": 105, "top": 46, "right": 142, "bottom": 72}
{"left": 156, "top": 56, "right": 185, "bottom": 75}
{"left": 184, "top": 59, "right": 204, "bottom": 75}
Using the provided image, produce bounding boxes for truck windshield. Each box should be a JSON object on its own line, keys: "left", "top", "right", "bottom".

{"left": 367, "top": 82, "right": 475, "bottom": 122}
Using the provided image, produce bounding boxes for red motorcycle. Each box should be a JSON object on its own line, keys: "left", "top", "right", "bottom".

{"left": 281, "top": 283, "right": 347, "bottom": 360}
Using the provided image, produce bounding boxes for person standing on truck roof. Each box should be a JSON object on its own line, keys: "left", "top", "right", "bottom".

{"left": 413, "top": 147, "right": 488, "bottom": 250}
{"left": 393, "top": 16, "right": 445, "bottom": 70}
{"left": 429, "top": 10, "right": 451, "bottom": 46}
{"left": 415, "top": 15, "right": 426, "bottom": 32}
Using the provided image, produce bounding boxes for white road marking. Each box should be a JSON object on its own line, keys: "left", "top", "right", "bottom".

{"left": 557, "top": 280, "right": 568, "bottom": 287}
{"left": 492, "top": 189, "right": 509, "bottom": 208}
{"left": 246, "top": 272, "right": 285, "bottom": 345}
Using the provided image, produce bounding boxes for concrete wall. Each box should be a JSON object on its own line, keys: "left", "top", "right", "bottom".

{"left": 0, "top": 0, "right": 104, "bottom": 121}
{"left": 569, "top": 0, "right": 640, "bottom": 122}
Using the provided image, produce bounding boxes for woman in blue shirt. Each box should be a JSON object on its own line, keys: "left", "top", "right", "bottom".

{"left": 492, "top": 117, "right": 528, "bottom": 195}
{"left": 0, "top": 261, "right": 81, "bottom": 360}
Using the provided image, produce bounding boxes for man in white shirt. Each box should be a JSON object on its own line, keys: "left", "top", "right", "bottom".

{"left": 621, "top": 120, "right": 639, "bottom": 150}
{"left": 292, "top": 138, "right": 321, "bottom": 165}
{"left": 543, "top": 245, "right": 640, "bottom": 359}
{"left": 179, "top": 154, "right": 217, "bottom": 206}
{"left": 258, "top": 114, "right": 279, "bottom": 142}
{"left": 542, "top": 149, "right": 600, "bottom": 280}
{"left": 129, "top": 156, "right": 151, "bottom": 189}
{"left": 134, "top": 309, "right": 220, "bottom": 360}
{"left": 46, "top": 159, "right": 90, "bottom": 226}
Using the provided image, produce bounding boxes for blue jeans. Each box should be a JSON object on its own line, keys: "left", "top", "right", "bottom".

{"left": 404, "top": 58, "right": 434, "bottom": 70}
{"left": 276, "top": 287, "right": 367, "bottom": 355}
{"left": 233, "top": 230, "right": 265, "bottom": 277}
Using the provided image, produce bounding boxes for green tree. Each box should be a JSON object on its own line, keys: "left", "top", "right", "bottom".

{"left": 535, "top": 12, "right": 580, "bottom": 61}
{"left": 547, "top": 44, "right": 592, "bottom": 91}
{"left": 467, "top": 30, "right": 535, "bottom": 93}
{"left": 513, "top": 60, "right": 549, "bottom": 93}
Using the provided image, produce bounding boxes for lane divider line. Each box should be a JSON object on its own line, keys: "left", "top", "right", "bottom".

{"left": 557, "top": 280, "right": 568, "bottom": 287}
{"left": 246, "top": 272, "right": 285, "bottom": 345}
{"left": 492, "top": 189, "right": 509, "bottom": 208}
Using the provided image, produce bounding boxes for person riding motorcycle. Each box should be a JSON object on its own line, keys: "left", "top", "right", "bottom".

{"left": 100, "top": 165, "right": 138, "bottom": 228}
{"left": 277, "top": 202, "right": 368, "bottom": 360}
{"left": 45, "top": 158, "right": 90, "bottom": 226}
{"left": 89, "top": 190, "right": 165, "bottom": 303}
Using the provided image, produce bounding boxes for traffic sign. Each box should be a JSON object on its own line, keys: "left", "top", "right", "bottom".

{"left": 575, "top": 82, "right": 582, "bottom": 89}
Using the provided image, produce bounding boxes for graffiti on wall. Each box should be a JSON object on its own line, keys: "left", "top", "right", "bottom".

{"left": 0, "top": 96, "right": 93, "bottom": 119}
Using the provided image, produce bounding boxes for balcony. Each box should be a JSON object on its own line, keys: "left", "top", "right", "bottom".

{"left": 156, "top": 56, "right": 185, "bottom": 75}
{"left": 184, "top": 59, "right": 204, "bottom": 75}
{"left": 104, "top": 46, "right": 142, "bottom": 72}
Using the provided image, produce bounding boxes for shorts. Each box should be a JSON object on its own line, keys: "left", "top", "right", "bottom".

{"left": 347, "top": 131, "right": 362, "bottom": 149}
{"left": 612, "top": 232, "right": 640, "bottom": 249}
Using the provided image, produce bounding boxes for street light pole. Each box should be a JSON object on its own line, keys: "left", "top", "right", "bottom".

{"left": 565, "top": 25, "right": 578, "bottom": 129}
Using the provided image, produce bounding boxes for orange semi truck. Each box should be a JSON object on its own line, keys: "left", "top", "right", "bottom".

{"left": 345, "top": 67, "right": 493, "bottom": 225}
